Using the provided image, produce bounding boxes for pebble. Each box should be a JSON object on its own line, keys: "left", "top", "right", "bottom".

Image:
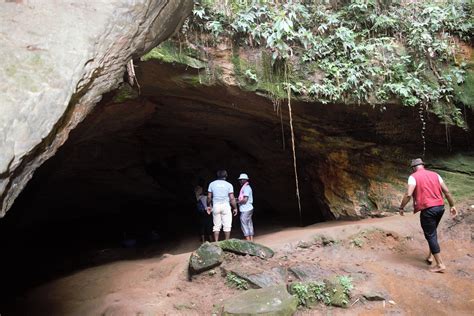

{"left": 388, "top": 300, "right": 396, "bottom": 305}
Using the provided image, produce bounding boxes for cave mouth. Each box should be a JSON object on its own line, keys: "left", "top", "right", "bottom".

{"left": 0, "top": 91, "right": 331, "bottom": 302}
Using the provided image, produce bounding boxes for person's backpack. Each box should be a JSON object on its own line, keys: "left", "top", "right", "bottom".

{"left": 196, "top": 198, "right": 207, "bottom": 213}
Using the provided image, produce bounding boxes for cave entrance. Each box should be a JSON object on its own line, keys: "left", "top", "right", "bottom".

{"left": 0, "top": 90, "right": 331, "bottom": 302}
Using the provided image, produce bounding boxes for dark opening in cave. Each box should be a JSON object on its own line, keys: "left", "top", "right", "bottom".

{"left": 0, "top": 92, "right": 331, "bottom": 303}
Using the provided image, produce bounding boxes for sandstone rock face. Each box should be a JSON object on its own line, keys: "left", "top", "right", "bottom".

{"left": 0, "top": 0, "right": 193, "bottom": 217}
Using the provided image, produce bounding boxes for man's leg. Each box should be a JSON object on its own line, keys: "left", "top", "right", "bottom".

{"left": 240, "top": 211, "right": 250, "bottom": 240}
{"left": 426, "top": 251, "right": 434, "bottom": 264}
{"left": 247, "top": 210, "right": 254, "bottom": 241}
{"left": 222, "top": 205, "right": 232, "bottom": 240}
{"left": 212, "top": 206, "right": 223, "bottom": 242}
{"left": 420, "top": 206, "right": 446, "bottom": 272}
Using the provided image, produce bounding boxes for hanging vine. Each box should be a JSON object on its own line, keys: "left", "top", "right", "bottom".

{"left": 285, "top": 63, "right": 303, "bottom": 226}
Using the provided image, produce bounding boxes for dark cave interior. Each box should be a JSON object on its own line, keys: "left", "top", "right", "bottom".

{"left": 0, "top": 93, "right": 330, "bottom": 305}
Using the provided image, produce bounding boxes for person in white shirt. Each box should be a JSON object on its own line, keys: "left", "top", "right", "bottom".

{"left": 237, "top": 173, "right": 254, "bottom": 241}
{"left": 207, "top": 170, "right": 237, "bottom": 241}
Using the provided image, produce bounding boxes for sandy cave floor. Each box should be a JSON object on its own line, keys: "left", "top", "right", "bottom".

{"left": 4, "top": 202, "right": 474, "bottom": 316}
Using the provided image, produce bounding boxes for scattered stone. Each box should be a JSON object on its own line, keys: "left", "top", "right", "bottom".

{"left": 313, "top": 234, "right": 338, "bottom": 246}
{"left": 208, "top": 269, "right": 217, "bottom": 276}
{"left": 220, "top": 285, "right": 298, "bottom": 316}
{"left": 297, "top": 240, "right": 311, "bottom": 248}
{"left": 218, "top": 239, "right": 274, "bottom": 259}
{"left": 388, "top": 300, "right": 396, "bottom": 305}
{"left": 363, "top": 292, "right": 386, "bottom": 301}
{"left": 189, "top": 242, "right": 224, "bottom": 275}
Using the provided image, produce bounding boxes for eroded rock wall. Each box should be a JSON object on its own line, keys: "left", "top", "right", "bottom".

{"left": 0, "top": 0, "right": 193, "bottom": 217}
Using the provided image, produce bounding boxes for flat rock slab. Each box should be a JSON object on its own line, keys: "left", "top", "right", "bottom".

{"left": 189, "top": 242, "right": 224, "bottom": 275}
{"left": 226, "top": 266, "right": 288, "bottom": 288}
{"left": 289, "top": 264, "right": 332, "bottom": 282}
{"left": 218, "top": 239, "right": 274, "bottom": 259}
{"left": 221, "top": 285, "right": 298, "bottom": 316}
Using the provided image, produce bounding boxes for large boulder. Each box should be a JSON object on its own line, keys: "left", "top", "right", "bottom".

{"left": 218, "top": 239, "right": 274, "bottom": 259}
{"left": 0, "top": 0, "right": 193, "bottom": 217}
{"left": 189, "top": 242, "right": 224, "bottom": 275}
{"left": 221, "top": 285, "right": 298, "bottom": 316}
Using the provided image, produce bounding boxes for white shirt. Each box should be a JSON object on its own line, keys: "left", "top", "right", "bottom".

{"left": 208, "top": 179, "right": 234, "bottom": 204}
{"left": 239, "top": 185, "right": 253, "bottom": 212}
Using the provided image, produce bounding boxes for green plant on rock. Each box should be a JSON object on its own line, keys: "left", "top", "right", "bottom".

{"left": 290, "top": 281, "right": 332, "bottom": 307}
{"left": 338, "top": 275, "right": 354, "bottom": 296}
{"left": 172, "top": 0, "right": 473, "bottom": 130}
{"left": 350, "top": 238, "right": 364, "bottom": 248}
{"left": 225, "top": 272, "right": 249, "bottom": 290}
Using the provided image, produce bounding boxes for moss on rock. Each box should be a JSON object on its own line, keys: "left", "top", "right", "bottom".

{"left": 218, "top": 239, "right": 274, "bottom": 259}
{"left": 189, "top": 242, "right": 224, "bottom": 275}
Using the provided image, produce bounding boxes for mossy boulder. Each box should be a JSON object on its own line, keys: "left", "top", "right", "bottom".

{"left": 221, "top": 285, "right": 298, "bottom": 316}
{"left": 189, "top": 242, "right": 224, "bottom": 275}
{"left": 218, "top": 239, "right": 274, "bottom": 259}
{"left": 324, "top": 279, "right": 350, "bottom": 308}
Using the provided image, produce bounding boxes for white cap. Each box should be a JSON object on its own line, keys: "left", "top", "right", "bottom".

{"left": 238, "top": 173, "right": 249, "bottom": 180}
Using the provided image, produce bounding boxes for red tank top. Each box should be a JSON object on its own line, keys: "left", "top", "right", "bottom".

{"left": 411, "top": 169, "right": 444, "bottom": 212}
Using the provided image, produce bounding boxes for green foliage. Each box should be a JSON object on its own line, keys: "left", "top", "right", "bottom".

{"left": 113, "top": 83, "right": 138, "bottom": 103}
{"left": 141, "top": 41, "right": 206, "bottom": 69}
{"left": 350, "top": 238, "right": 364, "bottom": 248}
{"left": 290, "top": 281, "right": 331, "bottom": 307}
{"left": 338, "top": 275, "right": 354, "bottom": 295}
{"left": 225, "top": 272, "right": 249, "bottom": 290}
{"left": 175, "top": 0, "right": 473, "bottom": 127}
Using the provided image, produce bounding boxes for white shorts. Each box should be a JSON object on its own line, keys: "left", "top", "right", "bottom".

{"left": 212, "top": 203, "right": 232, "bottom": 232}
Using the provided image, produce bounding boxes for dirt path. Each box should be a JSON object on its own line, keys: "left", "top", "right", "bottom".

{"left": 7, "top": 205, "right": 474, "bottom": 315}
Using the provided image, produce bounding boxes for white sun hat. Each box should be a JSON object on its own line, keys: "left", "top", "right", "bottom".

{"left": 238, "top": 173, "right": 249, "bottom": 180}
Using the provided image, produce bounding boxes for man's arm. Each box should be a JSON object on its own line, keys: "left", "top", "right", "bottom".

{"left": 229, "top": 193, "right": 238, "bottom": 216}
{"left": 440, "top": 181, "right": 457, "bottom": 217}
{"left": 399, "top": 184, "right": 416, "bottom": 216}
{"left": 238, "top": 196, "right": 248, "bottom": 205}
{"left": 206, "top": 192, "right": 213, "bottom": 214}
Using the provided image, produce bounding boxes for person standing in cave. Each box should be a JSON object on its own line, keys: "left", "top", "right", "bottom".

{"left": 399, "top": 158, "right": 457, "bottom": 273}
{"left": 195, "top": 185, "right": 213, "bottom": 243}
{"left": 237, "top": 173, "right": 254, "bottom": 241}
{"left": 207, "top": 170, "right": 238, "bottom": 241}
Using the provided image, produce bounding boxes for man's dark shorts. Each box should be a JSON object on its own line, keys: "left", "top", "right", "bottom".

{"left": 420, "top": 205, "right": 445, "bottom": 254}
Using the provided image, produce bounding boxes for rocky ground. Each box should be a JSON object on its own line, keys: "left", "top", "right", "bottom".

{"left": 3, "top": 202, "right": 474, "bottom": 315}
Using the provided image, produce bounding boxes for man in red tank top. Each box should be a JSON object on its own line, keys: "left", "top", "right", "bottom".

{"left": 399, "top": 158, "right": 457, "bottom": 273}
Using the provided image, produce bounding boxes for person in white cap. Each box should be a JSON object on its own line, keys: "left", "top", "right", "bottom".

{"left": 399, "top": 158, "right": 457, "bottom": 273}
{"left": 237, "top": 173, "right": 254, "bottom": 241}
